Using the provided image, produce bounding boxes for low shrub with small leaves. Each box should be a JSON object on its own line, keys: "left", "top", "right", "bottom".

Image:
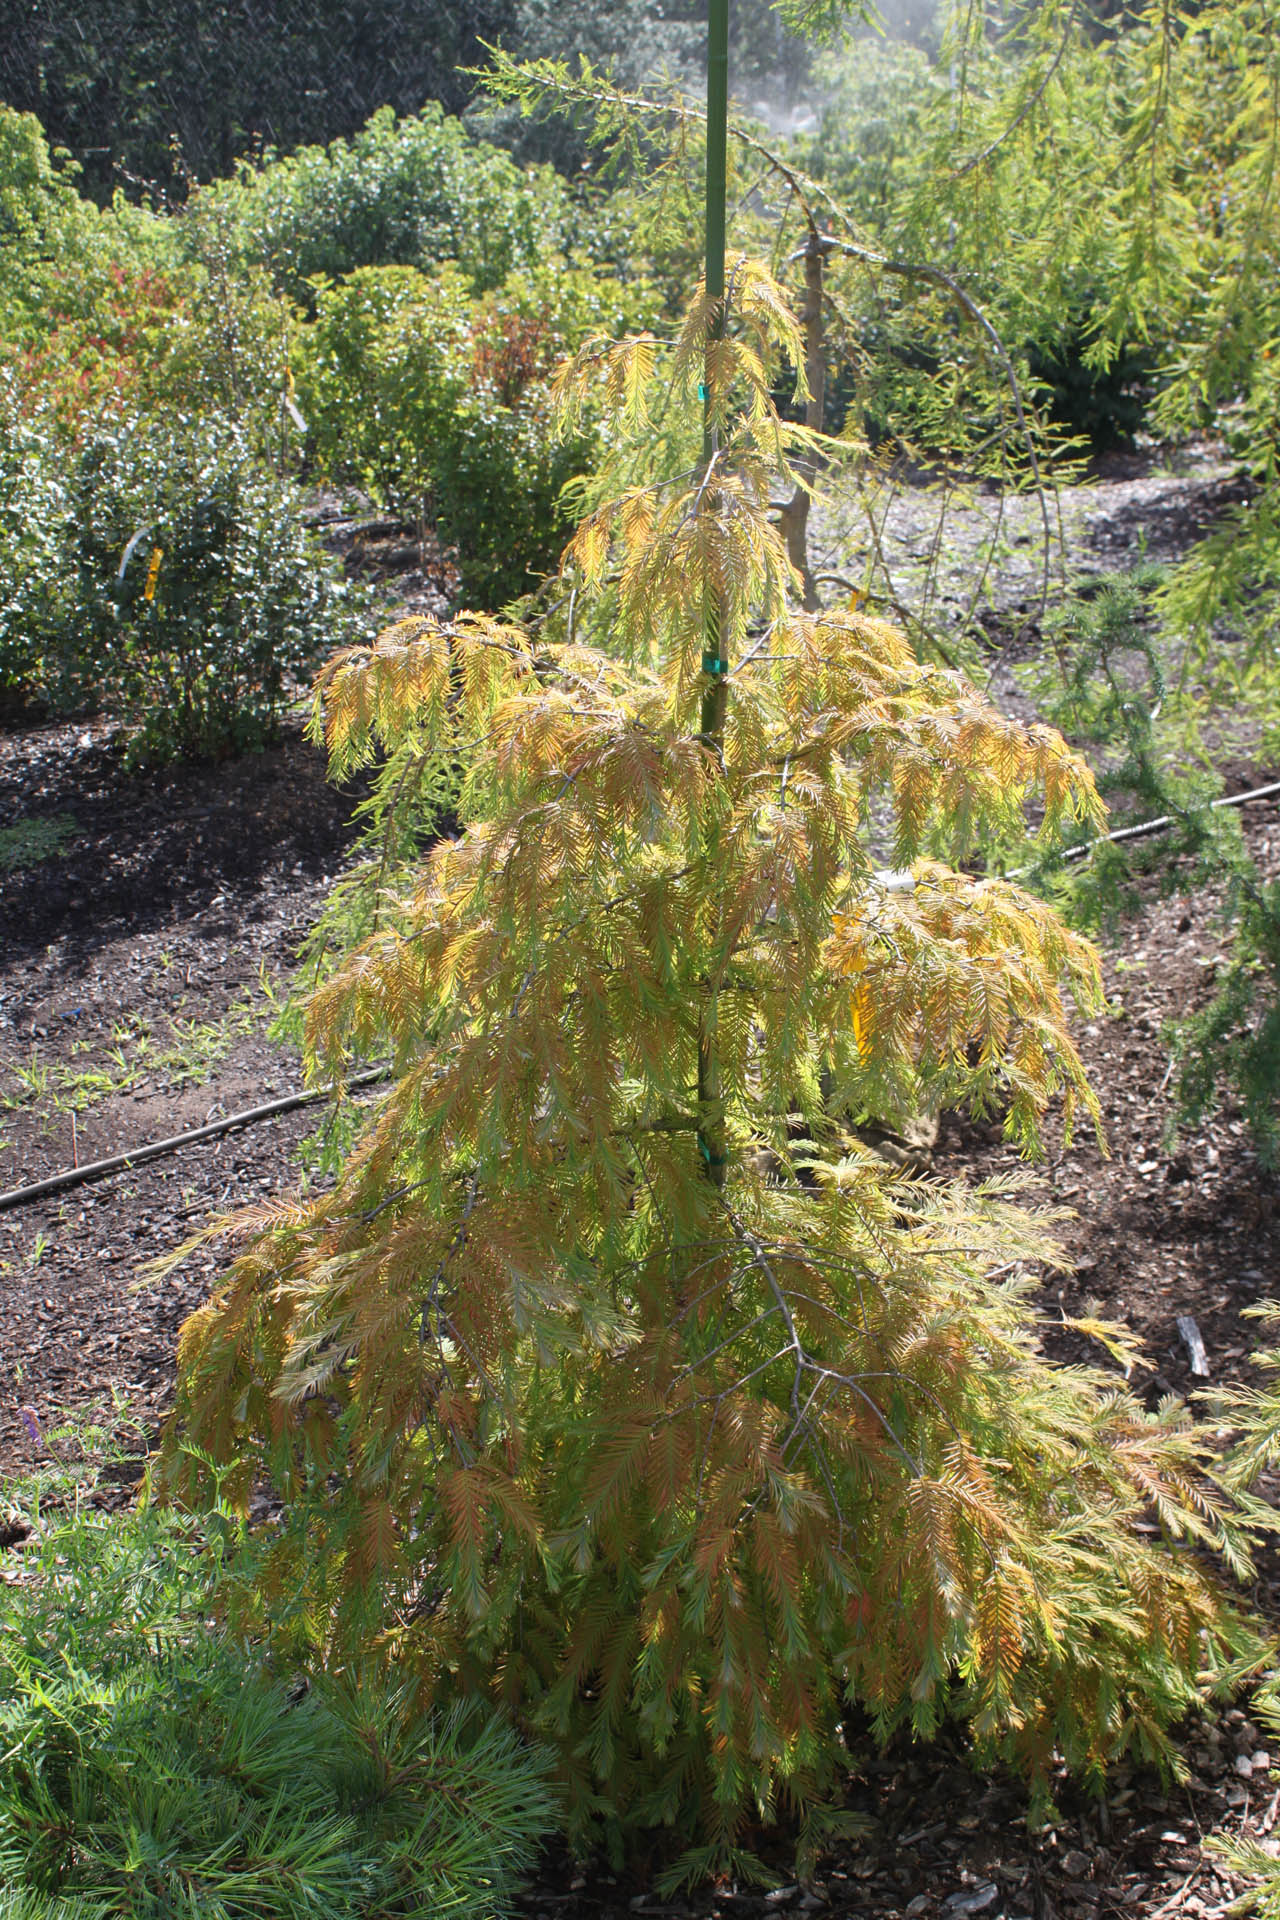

{"left": 0, "top": 396, "right": 373, "bottom": 758}
{"left": 0, "top": 1490, "right": 556, "bottom": 1919}
{"left": 0, "top": 384, "right": 75, "bottom": 709}
{"left": 300, "top": 261, "right": 653, "bottom": 604}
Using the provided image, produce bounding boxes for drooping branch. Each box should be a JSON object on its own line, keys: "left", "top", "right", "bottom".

{"left": 798, "top": 234, "right": 1063, "bottom": 630}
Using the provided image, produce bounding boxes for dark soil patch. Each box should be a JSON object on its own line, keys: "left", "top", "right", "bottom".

{"left": 0, "top": 714, "right": 366, "bottom": 1467}
{"left": 940, "top": 799, "right": 1280, "bottom": 1416}
{"left": 515, "top": 1715, "right": 1276, "bottom": 1920}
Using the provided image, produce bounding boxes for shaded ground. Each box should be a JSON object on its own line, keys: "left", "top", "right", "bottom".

{"left": 0, "top": 717, "right": 363, "bottom": 1464}
{"left": 3, "top": 450, "right": 1280, "bottom": 1919}
{"left": 516, "top": 1711, "right": 1278, "bottom": 1920}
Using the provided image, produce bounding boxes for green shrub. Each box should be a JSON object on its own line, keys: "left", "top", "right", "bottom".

{"left": 145, "top": 208, "right": 299, "bottom": 458}
{"left": 0, "top": 387, "right": 75, "bottom": 710}
{"left": 300, "top": 264, "right": 476, "bottom": 529}
{"left": 0, "top": 394, "right": 371, "bottom": 757}
{"left": 1027, "top": 327, "right": 1156, "bottom": 454}
{"left": 71, "top": 413, "right": 371, "bottom": 759}
{"left": 0, "top": 1494, "right": 556, "bottom": 1918}
{"left": 0, "top": 106, "right": 167, "bottom": 348}
{"left": 300, "top": 262, "right": 651, "bottom": 604}
{"left": 0, "top": 110, "right": 299, "bottom": 463}
{"left": 200, "top": 105, "right": 568, "bottom": 305}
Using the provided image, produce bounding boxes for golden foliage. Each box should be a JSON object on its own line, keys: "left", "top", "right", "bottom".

{"left": 163, "top": 258, "right": 1257, "bottom": 1876}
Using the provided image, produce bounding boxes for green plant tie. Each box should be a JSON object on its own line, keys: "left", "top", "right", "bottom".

{"left": 702, "top": 651, "right": 727, "bottom": 676}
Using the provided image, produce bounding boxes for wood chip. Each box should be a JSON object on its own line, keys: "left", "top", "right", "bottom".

{"left": 1177, "top": 1315, "right": 1210, "bottom": 1376}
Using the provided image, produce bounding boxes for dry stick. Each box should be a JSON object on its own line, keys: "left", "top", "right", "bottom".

{"left": 777, "top": 220, "right": 827, "bottom": 611}
{"left": 0, "top": 1066, "right": 391, "bottom": 1215}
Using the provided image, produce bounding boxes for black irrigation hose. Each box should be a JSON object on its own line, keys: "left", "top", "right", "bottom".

{"left": 1060, "top": 776, "right": 1280, "bottom": 861}
{"left": 0, "top": 1066, "right": 391, "bottom": 1215}
{"left": 3, "top": 781, "right": 1280, "bottom": 1219}
{"left": 1002, "top": 777, "right": 1280, "bottom": 879}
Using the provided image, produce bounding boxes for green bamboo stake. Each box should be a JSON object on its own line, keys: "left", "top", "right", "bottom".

{"left": 700, "top": 0, "right": 730, "bottom": 722}
{"left": 702, "top": 0, "right": 730, "bottom": 465}
{"left": 697, "top": 0, "right": 731, "bottom": 1188}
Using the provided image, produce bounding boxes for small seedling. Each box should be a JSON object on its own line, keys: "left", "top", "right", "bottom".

{"left": 3, "top": 1051, "right": 51, "bottom": 1109}
{"left": 0, "top": 813, "right": 80, "bottom": 872}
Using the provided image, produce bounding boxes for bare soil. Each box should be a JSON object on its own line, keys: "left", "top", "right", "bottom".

{"left": 0, "top": 717, "right": 363, "bottom": 1464}
{"left": 3, "top": 452, "right": 1280, "bottom": 1920}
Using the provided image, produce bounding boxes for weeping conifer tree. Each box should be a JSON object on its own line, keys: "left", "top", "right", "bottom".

{"left": 163, "top": 0, "right": 1257, "bottom": 1883}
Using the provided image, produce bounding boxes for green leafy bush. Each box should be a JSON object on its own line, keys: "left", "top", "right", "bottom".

{"left": 791, "top": 36, "right": 1160, "bottom": 456}
{"left": 0, "top": 393, "right": 371, "bottom": 757}
{"left": 0, "top": 109, "right": 297, "bottom": 458}
{"left": 0, "top": 1494, "right": 556, "bottom": 1918}
{"left": 300, "top": 265, "right": 475, "bottom": 526}
{"left": 0, "top": 387, "right": 75, "bottom": 711}
{"left": 0, "top": 107, "right": 145, "bottom": 343}
{"left": 200, "top": 105, "right": 568, "bottom": 305}
{"left": 300, "top": 262, "right": 651, "bottom": 604}
{"left": 71, "top": 413, "right": 371, "bottom": 759}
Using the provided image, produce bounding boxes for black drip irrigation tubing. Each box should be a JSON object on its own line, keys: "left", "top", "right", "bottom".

{"left": 0, "top": 1066, "right": 390, "bottom": 1215}
{"left": 996, "top": 776, "right": 1280, "bottom": 882}
{"left": 2, "top": 779, "right": 1279, "bottom": 1220}
{"left": 1032, "top": 776, "right": 1280, "bottom": 869}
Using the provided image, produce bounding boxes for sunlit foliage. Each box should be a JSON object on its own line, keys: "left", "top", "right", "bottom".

{"left": 165, "top": 256, "right": 1256, "bottom": 1880}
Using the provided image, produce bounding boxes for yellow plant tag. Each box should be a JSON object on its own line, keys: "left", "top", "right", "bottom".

{"left": 144, "top": 547, "right": 163, "bottom": 601}
{"left": 850, "top": 984, "right": 869, "bottom": 1060}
